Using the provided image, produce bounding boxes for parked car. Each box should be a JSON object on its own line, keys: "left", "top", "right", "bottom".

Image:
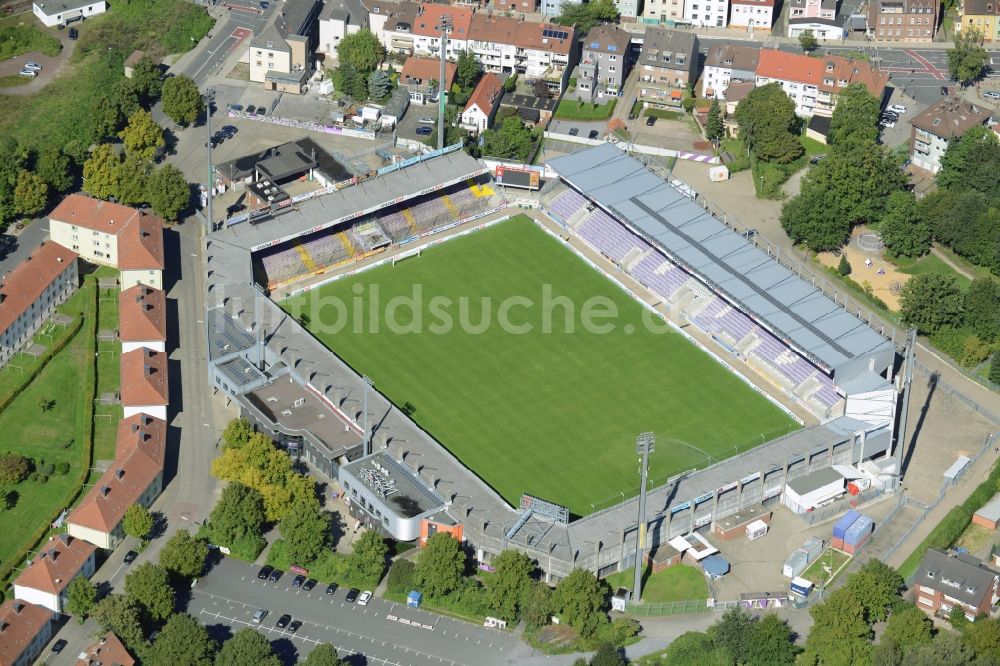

{"left": 646, "top": 116, "right": 657, "bottom": 127}
{"left": 588, "top": 130, "right": 599, "bottom": 140}
{"left": 221, "top": 125, "right": 238, "bottom": 136}
{"left": 345, "top": 588, "right": 360, "bottom": 602}
{"left": 415, "top": 126, "right": 432, "bottom": 136}
{"left": 288, "top": 620, "right": 302, "bottom": 634}
{"left": 68, "top": 27, "right": 78, "bottom": 40}
{"left": 257, "top": 107, "right": 267, "bottom": 116}
{"left": 275, "top": 614, "right": 291, "bottom": 629}
{"left": 418, "top": 117, "right": 435, "bottom": 124}
{"left": 303, "top": 578, "right": 318, "bottom": 591}
{"left": 357, "top": 591, "right": 373, "bottom": 606}
{"left": 19, "top": 69, "right": 36, "bottom": 78}
{"left": 325, "top": 582, "right": 338, "bottom": 595}
{"left": 257, "top": 565, "right": 274, "bottom": 580}
{"left": 259, "top": 0, "right": 270, "bottom": 8}
{"left": 123, "top": 550, "right": 138, "bottom": 564}
{"left": 986, "top": 91, "right": 1000, "bottom": 100}
{"left": 251, "top": 609, "right": 268, "bottom": 624}
{"left": 887, "top": 104, "right": 907, "bottom": 114}
{"left": 245, "top": 105, "right": 257, "bottom": 114}
{"left": 292, "top": 575, "right": 305, "bottom": 588}
{"left": 568, "top": 127, "right": 579, "bottom": 136}
{"left": 941, "top": 86, "right": 949, "bottom": 95}
{"left": 229, "top": 104, "right": 243, "bottom": 112}
{"left": 268, "top": 569, "right": 283, "bottom": 583}
{"left": 24, "top": 61, "right": 42, "bottom": 72}
{"left": 51, "top": 640, "right": 67, "bottom": 654}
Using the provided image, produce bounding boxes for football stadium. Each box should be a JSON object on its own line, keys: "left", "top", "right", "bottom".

{"left": 205, "top": 143, "right": 902, "bottom": 580}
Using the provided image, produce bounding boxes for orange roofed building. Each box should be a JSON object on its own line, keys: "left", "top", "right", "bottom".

{"left": 68, "top": 413, "right": 167, "bottom": 549}
{"left": 75, "top": 632, "right": 135, "bottom": 666}
{"left": 461, "top": 73, "right": 504, "bottom": 132}
{"left": 120, "top": 347, "right": 169, "bottom": 420}
{"left": 0, "top": 600, "right": 52, "bottom": 666}
{"left": 48, "top": 194, "right": 164, "bottom": 290}
{"left": 118, "top": 285, "right": 167, "bottom": 353}
{"left": 754, "top": 50, "right": 888, "bottom": 117}
{"left": 0, "top": 241, "right": 78, "bottom": 369}
{"left": 13, "top": 535, "right": 96, "bottom": 615}
{"left": 400, "top": 55, "right": 457, "bottom": 103}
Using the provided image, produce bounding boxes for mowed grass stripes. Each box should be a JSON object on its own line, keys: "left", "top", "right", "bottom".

{"left": 285, "top": 216, "right": 798, "bottom": 516}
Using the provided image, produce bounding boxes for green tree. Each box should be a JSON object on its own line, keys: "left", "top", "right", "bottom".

{"left": 948, "top": 604, "right": 971, "bottom": 631}
{"left": 798, "top": 30, "right": 818, "bottom": 52}
{"left": 301, "top": 644, "right": 344, "bottom": 666}
{"left": 910, "top": 631, "right": 975, "bottom": 666}
{"left": 122, "top": 504, "right": 155, "bottom": 540}
{"left": 844, "top": 559, "right": 903, "bottom": 622}
{"left": 414, "top": 532, "right": 465, "bottom": 598}
{"left": 590, "top": 642, "right": 625, "bottom": 666}
{"left": 708, "top": 607, "right": 754, "bottom": 661}
{"left": 36, "top": 146, "right": 74, "bottom": 193}
{"left": 880, "top": 191, "right": 930, "bottom": 258}
{"left": 160, "top": 529, "right": 210, "bottom": 580}
{"left": 0, "top": 453, "right": 29, "bottom": 485}
{"left": 89, "top": 95, "right": 124, "bottom": 142}
{"left": 660, "top": 631, "right": 730, "bottom": 666}
{"left": 347, "top": 529, "right": 388, "bottom": 584}
{"left": 883, "top": 603, "right": 932, "bottom": 649}
{"left": 734, "top": 83, "right": 802, "bottom": 164}
{"left": 555, "top": 0, "right": 619, "bottom": 32}
{"left": 964, "top": 617, "right": 1000, "bottom": 660}
{"left": 483, "top": 550, "right": 535, "bottom": 623}
{"left": 119, "top": 109, "right": 165, "bottom": 162}
{"left": 745, "top": 613, "right": 798, "bottom": 665}
{"left": 83, "top": 143, "right": 123, "bottom": 200}
{"left": 797, "top": 587, "right": 872, "bottom": 666}
{"left": 162, "top": 75, "right": 205, "bottom": 126}
{"left": 116, "top": 155, "right": 153, "bottom": 206}
{"left": 13, "top": 170, "right": 47, "bottom": 218}
{"left": 456, "top": 50, "right": 481, "bottom": 90}
{"left": 990, "top": 350, "right": 1000, "bottom": 384}
{"left": 522, "top": 580, "right": 552, "bottom": 630}
{"left": 367, "top": 69, "right": 392, "bottom": 101}
{"left": 0, "top": 139, "right": 27, "bottom": 228}
{"left": 937, "top": 124, "right": 1000, "bottom": 194}
{"left": 147, "top": 613, "right": 216, "bottom": 666}
{"left": 482, "top": 112, "right": 536, "bottom": 161}
{"left": 829, "top": 82, "right": 881, "bottom": 146}
{"left": 386, "top": 559, "right": 415, "bottom": 594}
{"left": 65, "top": 575, "right": 97, "bottom": 622}
{"left": 215, "top": 628, "right": 281, "bottom": 666}
{"left": 948, "top": 26, "right": 990, "bottom": 86}
{"left": 551, "top": 568, "right": 608, "bottom": 638}
{"left": 223, "top": 419, "right": 257, "bottom": 448}
{"left": 124, "top": 562, "right": 175, "bottom": 623}
{"left": 337, "top": 30, "right": 385, "bottom": 75}
{"left": 131, "top": 55, "right": 163, "bottom": 101}
{"left": 208, "top": 482, "right": 266, "bottom": 547}
{"left": 114, "top": 78, "right": 142, "bottom": 119}
{"left": 91, "top": 594, "right": 146, "bottom": 655}
{"left": 280, "top": 497, "right": 328, "bottom": 565}
{"left": 900, "top": 273, "right": 966, "bottom": 334}
{"left": 147, "top": 163, "right": 190, "bottom": 222}
{"left": 963, "top": 278, "right": 1000, "bottom": 342}
{"left": 705, "top": 98, "right": 724, "bottom": 142}
{"left": 838, "top": 254, "right": 852, "bottom": 276}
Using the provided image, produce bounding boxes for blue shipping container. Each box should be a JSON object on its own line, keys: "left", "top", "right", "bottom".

{"left": 790, "top": 576, "right": 814, "bottom": 596}
{"left": 844, "top": 517, "right": 875, "bottom": 546}
{"left": 833, "top": 510, "right": 861, "bottom": 539}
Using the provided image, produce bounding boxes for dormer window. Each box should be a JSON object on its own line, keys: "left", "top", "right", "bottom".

{"left": 826, "top": 63, "right": 834, "bottom": 72}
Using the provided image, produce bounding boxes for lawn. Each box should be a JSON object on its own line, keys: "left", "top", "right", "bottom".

{"left": 285, "top": 216, "right": 798, "bottom": 516}
{"left": 94, "top": 274, "right": 122, "bottom": 461}
{"left": 895, "top": 252, "right": 973, "bottom": 292}
{"left": 955, "top": 522, "right": 994, "bottom": 553}
{"left": 555, "top": 99, "right": 617, "bottom": 121}
{"left": 800, "top": 548, "right": 851, "bottom": 587}
{"left": 604, "top": 564, "right": 708, "bottom": 602}
{"left": 0, "top": 15, "right": 62, "bottom": 60}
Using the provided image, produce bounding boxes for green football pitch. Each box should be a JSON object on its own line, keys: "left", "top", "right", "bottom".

{"left": 284, "top": 216, "right": 798, "bottom": 516}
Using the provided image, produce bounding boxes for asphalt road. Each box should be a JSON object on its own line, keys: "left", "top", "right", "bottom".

{"left": 0, "top": 219, "right": 48, "bottom": 279}
{"left": 189, "top": 558, "right": 521, "bottom": 666}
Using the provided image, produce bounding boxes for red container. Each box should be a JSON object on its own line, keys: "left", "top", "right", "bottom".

{"left": 832, "top": 537, "right": 844, "bottom": 550}
{"left": 847, "top": 482, "right": 860, "bottom": 496}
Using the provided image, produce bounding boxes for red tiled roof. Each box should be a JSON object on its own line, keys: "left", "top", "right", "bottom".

{"left": 0, "top": 241, "right": 77, "bottom": 333}
{"left": 464, "top": 73, "right": 503, "bottom": 115}
{"left": 120, "top": 347, "right": 168, "bottom": 407}
{"left": 49, "top": 195, "right": 141, "bottom": 236}
{"left": 76, "top": 632, "right": 135, "bottom": 666}
{"left": 468, "top": 14, "right": 574, "bottom": 55}
{"left": 401, "top": 56, "right": 457, "bottom": 88}
{"left": 411, "top": 3, "right": 472, "bottom": 38}
{"left": 67, "top": 414, "right": 166, "bottom": 534}
{"left": 117, "top": 211, "right": 164, "bottom": 271}
{"left": 0, "top": 600, "right": 50, "bottom": 666}
{"left": 13, "top": 536, "right": 95, "bottom": 596}
{"left": 49, "top": 195, "right": 164, "bottom": 270}
{"left": 756, "top": 49, "right": 888, "bottom": 98}
{"left": 910, "top": 97, "right": 993, "bottom": 138}
{"left": 118, "top": 286, "right": 166, "bottom": 344}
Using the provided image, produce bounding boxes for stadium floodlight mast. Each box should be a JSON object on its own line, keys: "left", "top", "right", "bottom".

{"left": 204, "top": 86, "right": 216, "bottom": 234}
{"left": 435, "top": 15, "right": 453, "bottom": 151}
{"left": 362, "top": 375, "right": 373, "bottom": 456}
{"left": 633, "top": 431, "right": 655, "bottom": 604}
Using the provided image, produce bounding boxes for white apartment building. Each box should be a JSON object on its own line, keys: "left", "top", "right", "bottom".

{"left": 684, "top": 0, "right": 730, "bottom": 27}
{"left": 32, "top": 0, "right": 105, "bottom": 27}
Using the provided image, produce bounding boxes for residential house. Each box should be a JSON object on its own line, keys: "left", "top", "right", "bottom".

{"left": 684, "top": 0, "right": 729, "bottom": 28}
{"left": 495, "top": 0, "right": 539, "bottom": 13}
{"left": 723, "top": 81, "right": 754, "bottom": 135}
{"left": 0, "top": 241, "right": 78, "bottom": 369}
{"left": 915, "top": 549, "right": 1000, "bottom": 620}
{"left": 731, "top": 0, "right": 775, "bottom": 30}
{"left": 637, "top": 28, "right": 698, "bottom": 107}
{"left": 67, "top": 414, "right": 167, "bottom": 549}
{"left": 120, "top": 347, "right": 169, "bottom": 420}
{"left": 701, "top": 43, "right": 760, "bottom": 99}
{"left": 316, "top": 0, "right": 368, "bottom": 62}
{"left": 247, "top": 0, "right": 323, "bottom": 93}
{"left": 788, "top": 17, "right": 845, "bottom": 39}
{"left": 909, "top": 97, "right": 993, "bottom": 172}
{"left": 787, "top": 0, "right": 836, "bottom": 21}
{"left": 541, "top": 0, "right": 575, "bottom": 16}
{"left": 575, "top": 24, "right": 632, "bottom": 101}
{"left": 614, "top": 0, "right": 644, "bottom": 20}
{"left": 754, "top": 50, "right": 889, "bottom": 117}
{"left": 32, "top": 0, "right": 105, "bottom": 27}
{"left": 868, "top": 0, "right": 937, "bottom": 41}
{"left": 48, "top": 194, "right": 164, "bottom": 290}
{"left": 370, "top": 0, "right": 419, "bottom": 55}
{"left": 641, "top": 0, "right": 685, "bottom": 25}
{"left": 500, "top": 91, "right": 558, "bottom": 125}
{"left": 118, "top": 286, "right": 167, "bottom": 354}
{"left": 13, "top": 536, "right": 96, "bottom": 615}
{"left": 0, "top": 600, "right": 52, "bottom": 666}
{"left": 466, "top": 15, "right": 576, "bottom": 93}
{"left": 461, "top": 73, "right": 504, "bottom": 132}
{"left": 76, "top": 633, "right": 135, "bottom": 666}
{"left": 400, "top": 55, "right": 457, "bottom": 104}
{"left": 403, "top": 4, "right": 473, "bottom": 59}
{"left": 958, "top": 0, "right": 1000, "bottom": 41}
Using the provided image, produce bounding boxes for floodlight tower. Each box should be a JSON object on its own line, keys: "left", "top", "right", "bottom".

{"left": 633, "top": 432, "right": 655, "bottom": 604}
{"left": 362, "top": 375, "right": 374, "bottom": 456}
{"left": 894, "top": 327, "right": 917, "bottom": 474}
{"left": 436, "top": 15, "right": 453, "bottom": 150}
{"left": 204, "top": 86, "right": 216, "bottom": 234}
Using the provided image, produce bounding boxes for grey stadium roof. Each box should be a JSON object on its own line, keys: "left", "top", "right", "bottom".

{"left": 547, "top": 144, "right": 893, "bottom": 372}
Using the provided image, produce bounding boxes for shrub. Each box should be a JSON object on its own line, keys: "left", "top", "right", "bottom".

{"left": 56, "top": 462, "right": 70, "bottom": 476}
{"left": 838, "top": 254, "right": 852, "bottom": 276}
{"left": 387, "top": 559, "right": 416, "bottom": 595}
{"left": 35, "top": 475, "right": 48, "bottom": 484}
{"left": 0, "top": 453, "right": 30, "bottom": 485}
{"left": 38, "top": 462, "right": 55, "bottom": 477}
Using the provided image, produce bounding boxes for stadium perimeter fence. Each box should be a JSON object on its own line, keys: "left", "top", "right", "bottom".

{"left": 626, "top": 599, "right": 714, "bottom": 616}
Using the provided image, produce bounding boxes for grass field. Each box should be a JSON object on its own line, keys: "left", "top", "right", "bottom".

{"left": 554, "top": 99, "right": 617, "bottom": 121}
{"left": 604, "top": 564, "right": 708, "bottom": 603}
{"left": 800, "top": 549, "right": 851, "bottom": 587}
{"left": 285, "top": 217, "right": 797, "bottom": 515}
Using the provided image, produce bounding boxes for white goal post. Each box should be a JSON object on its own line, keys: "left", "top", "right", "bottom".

{"left": 392, "top": 247, "right": 422, "bottom": 266}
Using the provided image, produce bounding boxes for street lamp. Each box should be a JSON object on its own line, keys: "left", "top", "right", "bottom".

{"left": 362, "top": 375, "right": 373, "bottom": 456}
